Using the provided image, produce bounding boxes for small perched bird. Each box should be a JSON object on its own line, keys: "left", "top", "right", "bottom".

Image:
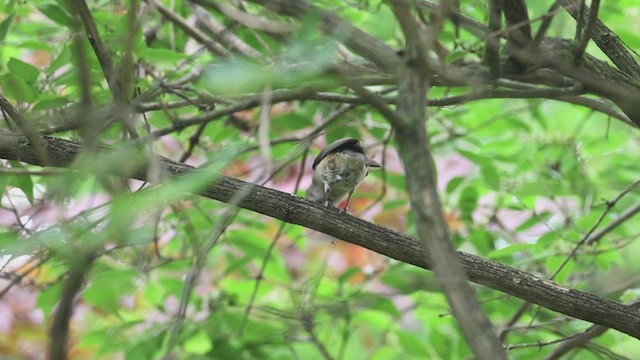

{"left": 306, "top": 138, "right": 381, "bottom": 213}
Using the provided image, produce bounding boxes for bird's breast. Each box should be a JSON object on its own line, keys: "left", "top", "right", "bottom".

{"left": 314, "top": 153, "right": 367, "bottom": 189}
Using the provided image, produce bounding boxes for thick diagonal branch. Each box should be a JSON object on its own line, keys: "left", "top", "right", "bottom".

{"left": 2, "top": 131, "right": 640, "bottom": 340}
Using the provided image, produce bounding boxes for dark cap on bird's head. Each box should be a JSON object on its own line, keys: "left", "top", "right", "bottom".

{"left": 312, "top": 138, "right": 380, "bottom": 170}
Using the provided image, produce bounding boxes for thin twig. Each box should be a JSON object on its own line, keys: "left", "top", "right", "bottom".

{"left": 586, "top": 203, "right": 640, "bottom": 245}
{"left": 532, "top": 0, "right": 566, "bottom": 48}
{"left": 240, "top": 144, "right": 311, "bottom": 335}
{"left": 161, "top": 180, "right": 255, "bottom": 359}
{"left": 551, "top": 178, "right": 640, "bottom": 279}
{"left": 70, "top": 0, "right": 123, "bottom": 103}
{"left": 544, "top": 300, "right": 640, "bottom": 359}
{"left": 300, "top": 312, "right": 334, "bottom": 360}
{"left": 145, "top": 0, "right": 232, "bottom": 58}
{"left": 575, "top": 0, "right": 600, "bottom": 63}
{"left": 0, "top": 256, "right": 49, "bottom": 300}
{"left": 188, "top": 2, "right": 261, "bottom": 58}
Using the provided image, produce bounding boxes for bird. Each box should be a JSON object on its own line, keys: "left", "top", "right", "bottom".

{"left": 306, "top": 138, "right": 381, "bottom": 213}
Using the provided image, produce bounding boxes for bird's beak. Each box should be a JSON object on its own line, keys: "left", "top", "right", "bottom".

{"left": 366, "top": 157, "right": 381, "bottom": 168}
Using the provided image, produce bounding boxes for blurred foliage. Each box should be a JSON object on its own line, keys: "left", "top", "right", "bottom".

{"left": 0, "top": 0, "right": 640, "bottom": 359}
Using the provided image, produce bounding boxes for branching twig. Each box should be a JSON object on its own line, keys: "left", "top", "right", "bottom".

{"left": 551, "top": 178, "right": 640, "bottom": 279}
{"left": 145, "top": 0, "right": 232, "bottom": 58}
{"left": 300, "top": 312, "right": 334, "bottom": 360}
{"left": 0, "top": 256, "right": 49, "bottom": 300}
{"left": 188, "top": 2, "right": 261, "bottom": 58}
{"left": 575, "top": 0, "right": 600, "bottom": 63}
{"left": 562, "top": 0, "right": 640, "bottom": 79}
{"left": 192, "top": 0, "right": 295, "bottom": 35}
{"left": 161, "top": 205, "right": 243, "bottom": 358}
{"left": 586, "top": 203, "right": 640, "bottom": 245}
{"left": 240, "top": 143, "right": 311, "bottom": 335}
{"left": 545, "top": 300, "right": 640, "bottom": 359}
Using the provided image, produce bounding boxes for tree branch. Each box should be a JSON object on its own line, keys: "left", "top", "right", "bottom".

{"left": 246, "top": 0, "right": 402, "bottom": 73}
{"left": 484, "top": 0, "right": 502, "bottom": 77}
{"left": 389, "top": 2, "right": 506, "bottom": 354}
{"left": 2, "top": 131, "right": 640, "bottom": 340}
{"left": 70, "top": 0, "right": 121, "bottom": 102}
{"left": 0, "top": 95, "right": 50, "bottom": 165}
{"left": 502, "top": 0, "right": 532, "bottom": 48}
{"left": 145, "top": 0, "right": 232, "bottom": 58}
{"left": 562, "top": 0, "right": 640, "bottom": 79}
{"left": 575, "top": 0, "right": 600, "bottom": 62}
{"left": 49, "top": 254, "right": 94, "bottom": 360}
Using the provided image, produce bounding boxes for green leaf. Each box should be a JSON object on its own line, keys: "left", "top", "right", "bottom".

{"left": 272, "top": 112, "right": 313, "bottom": 131}
{"left": 0, "top": 230, "right": 29, "bottom": 256}
{"left": 359, "top": 6, "right": 396, "bottom": 41}
{"left": 456, "top": 148, "right": 484, "bottom": 164}
{"left": 37, "top": 3, "right": 75, "bottom": 27}
{"left": 488, "top": 243, "right": 539, "bottom": 260}
{"left": 184, "top": 331, "right": 214, "bottom": 355}
{"left": 446, "top": 176, "right": 465, "bottom": 193}
{"left": 8, "top": 161, "right": 34, "bottom": 203}
{"left": 37, "top": 282, "right": 63, "bottom": 318}
{"left": 0, "top": 13, "right": 15, "bottom": 42}
{"left": 469, "top": 228, "right": 495, "bottom": 255}
{"left": 515, "top": 212, "right": 551, "bottom": 233}
{"left": 83, "top": 265, "right": 137, "bottom": 314}
{"left": 0, "top": 74, "right": 39, "bottom": 103}
{"left": 381, "top": 264, "right": 440, "bottom": 294}
{"left": 397, "top": 331, "right": 428, "bottom": 357}
{"left": 458, "top": 186, "right": 478, "bottom": 221}
{"left": 354, "top": 293, "right": 401, "bottom": 317}
{"left": 33, "top": 95, "right": 71, "bottom": 111}
{"left": 137, "top": 47, "right": 188, "bottom": 64}
{"left": 47, "top": 46, "right": 72, "bottom": 75}
{"left": 481, "top": 163, "right": 500, "bottom": 190}
{"left": 227, "top": 229, "right": 269, "bottom": 258}
{"left": 338, "top": 267, "right": 360, "bottom": 284}
{"left": 545, "top": 256, "right": 574, "bottom": 283}
{"left": 446, "top": 48, "right": 466, "bottom": 64}
{"left": 8, "top": 57, "right": 40, "bottom": 84}
{"left": 200, "top": 62, "right": 274, "bottom": 95}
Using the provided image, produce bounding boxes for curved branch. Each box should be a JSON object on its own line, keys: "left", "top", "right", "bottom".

{"left": 49, "top": 255, "right": 94, "bottom": 360}
{"left": 2, "top": 131, "right": 640, "bottom": 340}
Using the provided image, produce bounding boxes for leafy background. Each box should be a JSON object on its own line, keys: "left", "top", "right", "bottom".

{"left": 1, "top": 0, "right": 640, "bottom": 359}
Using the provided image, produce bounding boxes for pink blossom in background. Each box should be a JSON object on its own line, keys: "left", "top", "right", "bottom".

{"left": 435, "top": 152, "right": 475, "bottom": 192}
